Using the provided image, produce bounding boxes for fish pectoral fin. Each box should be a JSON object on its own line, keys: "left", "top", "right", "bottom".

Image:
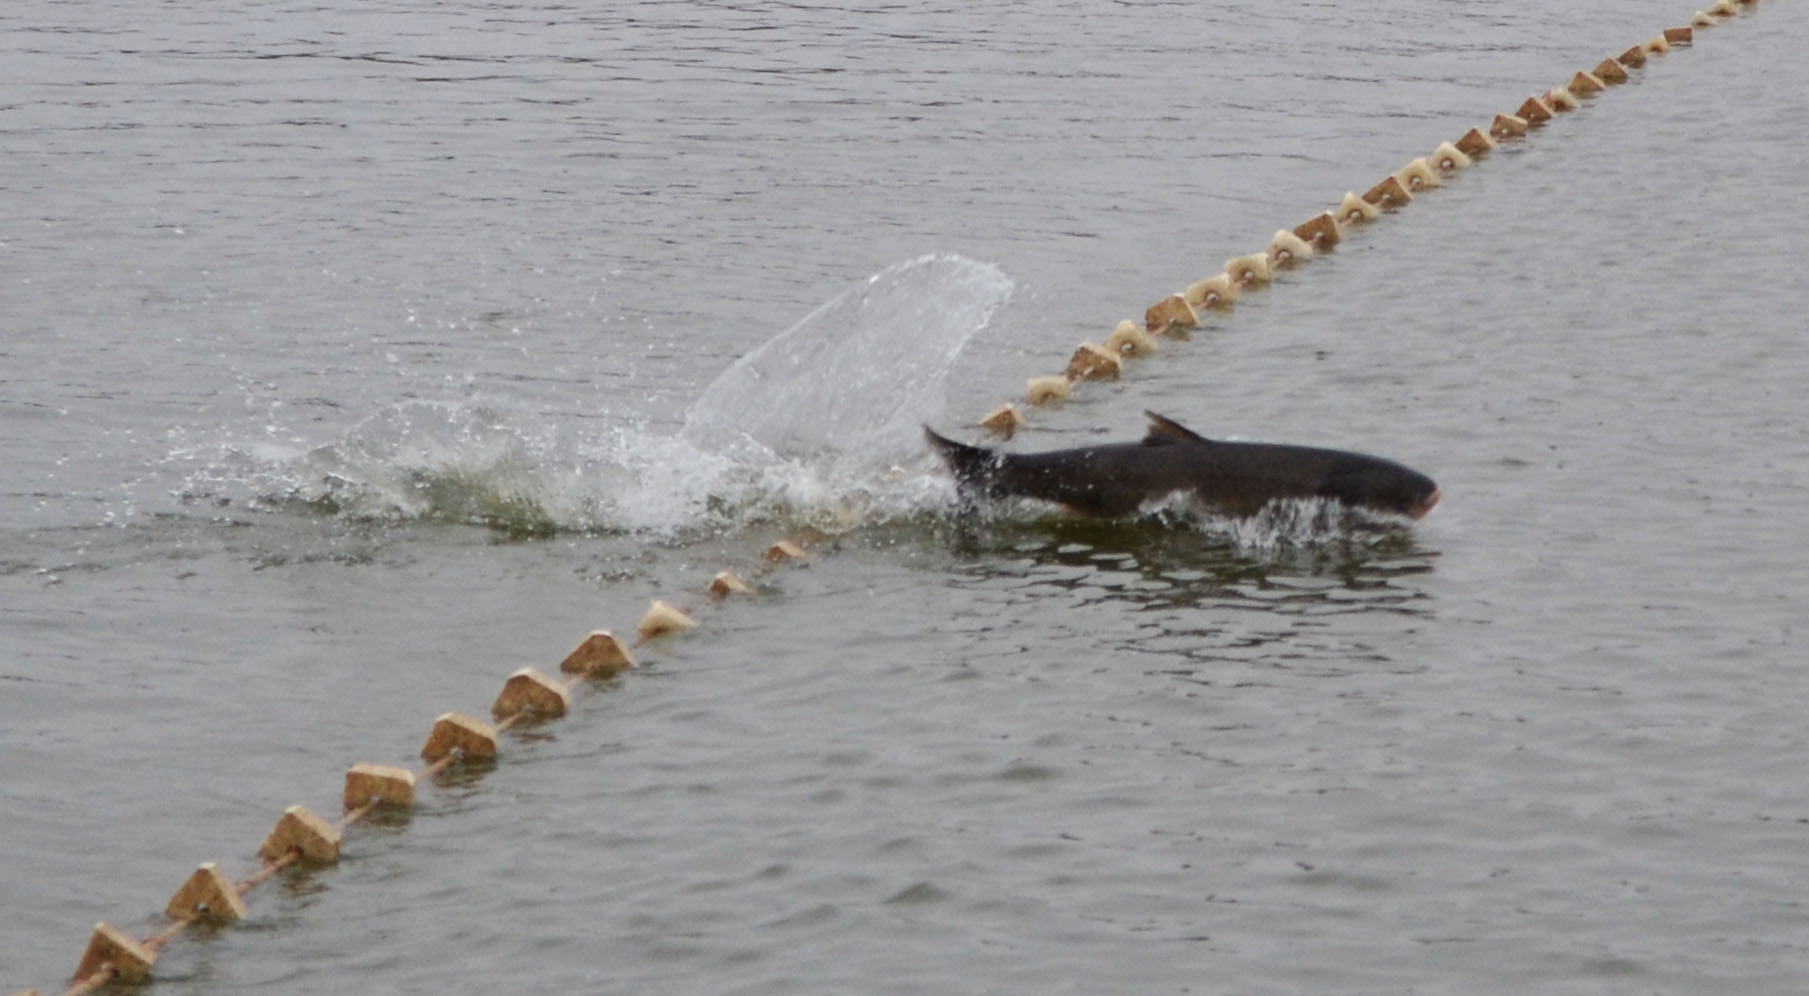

{"left": 1141, "top": 411, "right": 1213, "bottom": 447}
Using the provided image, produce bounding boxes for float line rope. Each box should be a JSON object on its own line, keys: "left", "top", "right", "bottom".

{"left": 965, "top": 13, "right": 1736, "bottom": 441}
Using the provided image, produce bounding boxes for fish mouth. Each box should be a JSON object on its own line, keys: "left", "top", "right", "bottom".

{"left": 1409, "top": 488, "right": 1441, "bottom": 519}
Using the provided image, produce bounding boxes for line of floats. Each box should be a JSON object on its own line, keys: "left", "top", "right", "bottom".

{"left": 970, "top": 11, "right": 1738, "bottom": 440}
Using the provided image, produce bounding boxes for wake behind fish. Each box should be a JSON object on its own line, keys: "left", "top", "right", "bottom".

{"left": 169, "top": 254, "right": 1010, "bottom": 540}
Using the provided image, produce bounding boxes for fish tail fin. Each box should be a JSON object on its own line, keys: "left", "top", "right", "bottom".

{"left": 924, "top": 426, "right": 1003, "bottom": 498}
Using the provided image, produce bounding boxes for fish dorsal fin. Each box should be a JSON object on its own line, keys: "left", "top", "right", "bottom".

{"left": 1142, "top": 411, "right": 1213, "bottom": 447}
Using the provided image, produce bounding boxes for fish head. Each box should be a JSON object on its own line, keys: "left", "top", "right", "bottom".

{"left": 1320, "top": 460, "right": 1441, "bottom": 519}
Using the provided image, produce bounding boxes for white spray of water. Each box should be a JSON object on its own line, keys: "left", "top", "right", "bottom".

{"left": 188, "top": 254, "right": 1011, "bottom": 537}
{"left": 1144, "top": 492, "right": 1419, "bottom": 549}
{"left": 681, "top": 253, "right": 1013, "bottom": 466}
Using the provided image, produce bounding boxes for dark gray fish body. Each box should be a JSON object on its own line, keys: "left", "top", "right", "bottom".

{"left": 926, "top": 412, "right": 1439, "bottom": 520}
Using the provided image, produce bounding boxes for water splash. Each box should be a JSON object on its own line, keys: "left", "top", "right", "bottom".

{"left": 1157, "top": 495, "right": 1422, "bottom": 550}
{"left": 280, "top": 403, "right": 593, "bottom": 536}
{"left": 178, "top": 254, "right": 1012, "bottom": 539}
{"left": 681, "top": 253, "right": 1014, "bottom": 467}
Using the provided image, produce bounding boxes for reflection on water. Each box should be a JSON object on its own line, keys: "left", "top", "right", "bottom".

{"left": 948, "top": 506, "right": 1434, "bottom": 607}
{"left": 920, "top": 504, "right": 1439, "bottom": 680}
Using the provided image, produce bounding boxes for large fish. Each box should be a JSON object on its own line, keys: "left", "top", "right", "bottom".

{"left": 925, "top": 411, "right": 1439, "bottom": 520}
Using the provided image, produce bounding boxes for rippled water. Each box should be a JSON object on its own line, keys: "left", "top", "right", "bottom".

{"left": 6, "top": 1, "right": 1809, "bottom": 992}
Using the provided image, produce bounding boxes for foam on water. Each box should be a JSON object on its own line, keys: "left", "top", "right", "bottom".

{"left": 284, "top": 402, "right": 592, "bottom": 535}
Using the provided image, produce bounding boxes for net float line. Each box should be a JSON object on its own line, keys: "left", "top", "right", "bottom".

{"left": 41, "top": 532, "right": 817, "bottom": 990}
{"left": 46, "top": 754, "right": 437, "bottom": 994}
{"left": 970, "top": 12, "right": 1732, "bottom": 442}
{"left": 16, "top": 534, "right": 812, "bottom": 996}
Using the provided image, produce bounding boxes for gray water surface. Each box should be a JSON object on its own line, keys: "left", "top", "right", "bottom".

{"left": 5, "top": 2, "right": 1809, "bottom": 993}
